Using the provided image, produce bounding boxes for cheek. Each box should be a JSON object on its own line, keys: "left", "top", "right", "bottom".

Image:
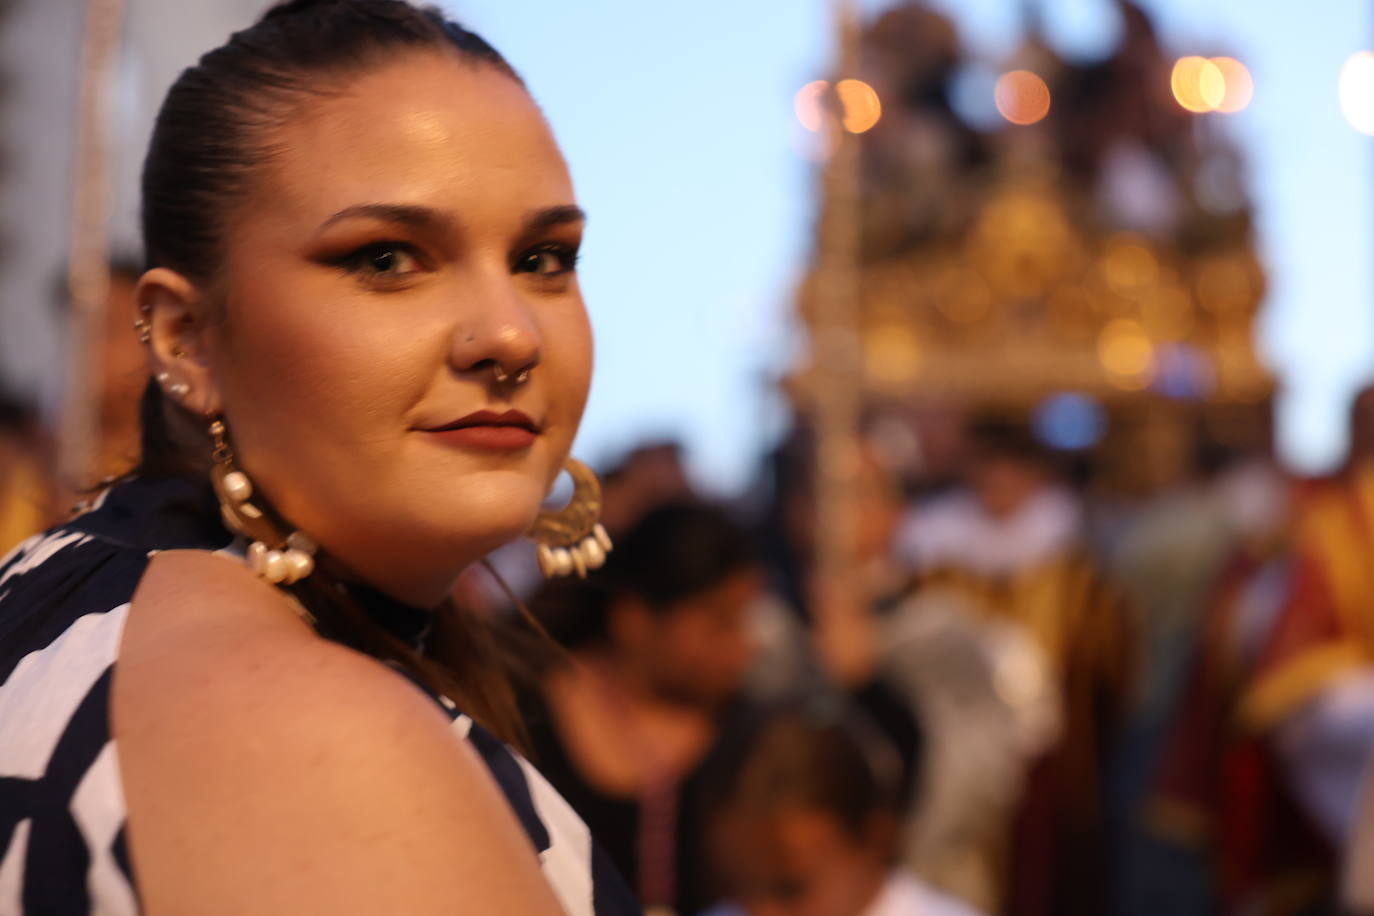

{"left": 216, "top": 281, "right": 435, "bottom": 452}
{"left": 541, "top": 298, "right": 594, "bottom": 424}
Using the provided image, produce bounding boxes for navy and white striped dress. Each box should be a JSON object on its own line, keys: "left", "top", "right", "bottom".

{"left": 0, "top": 475, "right": 639, "bottom": 914}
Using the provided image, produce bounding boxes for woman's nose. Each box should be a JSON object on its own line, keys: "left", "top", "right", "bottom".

{"left": 448, "top": 275, "right": 543, "bottom": 380}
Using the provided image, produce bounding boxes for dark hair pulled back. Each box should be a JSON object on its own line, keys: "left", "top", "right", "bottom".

{"left": 143, "top": 0, "right": 518, "bottom": 280}
{"left": 137, "top": 0, "right": 529, "bottom": 743}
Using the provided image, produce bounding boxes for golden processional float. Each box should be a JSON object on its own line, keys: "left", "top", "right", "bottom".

{"left": 797, "top": 0, "right": 1270, "bottom": 497}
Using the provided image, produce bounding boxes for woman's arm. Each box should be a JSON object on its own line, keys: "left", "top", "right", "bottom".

{"left": 115, "top": 550, "right": 566, "bottom": 915}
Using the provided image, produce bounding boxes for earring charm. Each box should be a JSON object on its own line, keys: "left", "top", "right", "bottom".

{"left": 208, "top": 416, "right": 317, "bottom": 587}
{"left": 529, "top": 457, "right": 612, "bottom": 579}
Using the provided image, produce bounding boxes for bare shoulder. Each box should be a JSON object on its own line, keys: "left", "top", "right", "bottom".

{"left": 118, "top": 548, "right": 427, "bottom": 751}
{"left": 115, "top": 550, "right": 563, "bottom": 915}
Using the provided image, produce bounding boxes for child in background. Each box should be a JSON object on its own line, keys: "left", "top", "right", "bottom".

{"left": 704, "top": 705, "right": 981, "bottom": 916}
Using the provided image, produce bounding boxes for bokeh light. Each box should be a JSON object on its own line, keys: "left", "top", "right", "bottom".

{"left": 837, "top": 79, "right": 882, "bottom": 133}
{"left": 1151, "top": 343, "right": 1217, "bottom": 399}
{"left": 794, "top": 80, "right": 828, "bottom": 133}
{"left": 933, "top": 265, "right": 993, "bottom": 323}
{"left": 1195, "top": 256, "right": 1256, "bottom": 313}
{"left": 1098, "top": 318, "right": 1156, "bottom": 389}
{"left": 865, "top": 322, "right": 921, "bottom": 383}
{"left": 1212, "top": 57, "right": 1254, "bottom": 113}
{"left": 794, "top": 78, "right": 882, "bottom": 134}
{"left": 1172, "top": 56, "right": 1226, "bottom": 113}
{"left": 1340, "top": 51, "right": 1374, "bottom": 135}
{"left": 994, "top": 70, "right": 1052, "bottom": 126}
{"left": 1034, "top": 393, "right": 1107, "bottom": 451}
{"left": 1100, "top": 234, "right": 1159, "bottom": 297}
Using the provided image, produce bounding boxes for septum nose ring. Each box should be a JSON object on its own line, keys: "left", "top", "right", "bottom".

{"left": 491, "top": 364, "right": 532, "bottom": 386}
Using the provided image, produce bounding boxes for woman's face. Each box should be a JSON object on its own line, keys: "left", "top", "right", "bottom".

{"left": 204, "top": 52, "right": 591, "bottom": 603}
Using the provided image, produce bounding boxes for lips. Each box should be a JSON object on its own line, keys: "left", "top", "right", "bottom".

{"left": 419, "top": 409, "right": 540, "bottom": 451}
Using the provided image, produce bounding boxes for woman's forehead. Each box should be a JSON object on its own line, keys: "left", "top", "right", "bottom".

{"left": 251, "top": 53, "right": 572, "bottom": 224}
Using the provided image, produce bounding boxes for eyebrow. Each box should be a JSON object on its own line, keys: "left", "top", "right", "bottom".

{"left": 318, "top": 203, "right": 586, "bottom": 237}
{"left": 522, "top": 205, "right": 586, "bottom": 235}
{"left": 318, "top": 203, "right": 451, "bottom": 234}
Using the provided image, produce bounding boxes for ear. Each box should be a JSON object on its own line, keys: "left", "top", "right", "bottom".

{"left": 137, "top": 267, "right": 222, "bottom": 417}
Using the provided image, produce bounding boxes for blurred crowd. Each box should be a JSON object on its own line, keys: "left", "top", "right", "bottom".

{"left": 6, "top": 264, "right": 1374, "bottom": 916}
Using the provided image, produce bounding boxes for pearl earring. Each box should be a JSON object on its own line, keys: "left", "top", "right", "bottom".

{"left": 529, "top": 458, "right": 612, "bottom": 578}
{"left": 208, "top": 417, "right": 317, "bottom": 586}
{"left": 156, "top": 372, "right": 190, "bottom": 399}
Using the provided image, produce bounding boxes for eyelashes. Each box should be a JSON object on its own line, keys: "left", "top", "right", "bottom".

{"left": 513, "top": 243, "right": 580, "bottom": 277}
{"left": 329, "top": 241, "right": 426, "bottom": 280}
{"left": 328, "top": 240, "right": 581, "bottom": 285}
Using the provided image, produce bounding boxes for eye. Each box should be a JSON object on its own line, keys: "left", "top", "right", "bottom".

{"left": 514, "top": 244, "right": 579, "bottom": 277}
{"left": 335, "top": 242, "right": 424, "bottom": 279}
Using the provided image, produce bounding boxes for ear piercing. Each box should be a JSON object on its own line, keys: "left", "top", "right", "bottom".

{"left": 156, "top": 372, "right": 190, "bottom": 399}
{"left": 133, "top": 305, "right": 151, "bottom": 344}
{"left": 133, "top": 306, "right": 189, "bottom": 360}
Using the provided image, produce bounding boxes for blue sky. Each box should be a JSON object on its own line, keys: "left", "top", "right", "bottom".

{"left": 452, "top": 0, "right": 1374, "bottom": 492}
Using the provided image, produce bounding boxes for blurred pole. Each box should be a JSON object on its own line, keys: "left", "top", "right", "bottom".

{"left": 59, "top": 0, "right": 124, "bottom": 487}
{"left": 811, "top": 0, "right": 863, "bottom": 621}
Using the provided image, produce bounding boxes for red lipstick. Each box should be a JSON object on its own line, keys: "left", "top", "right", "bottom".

{"left": 420, "top": 409, "right": 539, "bottom": 451}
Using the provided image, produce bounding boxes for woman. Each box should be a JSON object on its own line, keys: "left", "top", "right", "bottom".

{"left": 0, "top": 1, "right": 639, "bottom": 913}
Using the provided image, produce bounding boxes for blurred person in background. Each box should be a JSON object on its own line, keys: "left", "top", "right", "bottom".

{"left": 1155, "top": 383, "right": 1374, "bottom": 916}
{"left": 525, "top": 491, "right": 928, "bottom": 915}
{"left": 753, "top": 426, "right": 1026, "bottom": 913}
{"left": 1147, "top": 462, "right": 1302, "bottom": 916}
{"left": 523, "top": 502, "right": 763, "bottom": 915}
{"left": 1118, "top": 428, "right": 1291, "bottom": 916}
{"left": 751, "top": 426, "right": 910, "bottom": 669}
{"left": 0, "top": 389, "right": 54, "bottom": 554}
{"left": 892, "top": 415, "right": 1132, "bottom": 916}
{"left": 55, "top": 256, "right": 150, "bottom": 486}
{"left": 896, "top": 416, "right": 1082, "bottom": 578}
{"left": 1108, "top": 433, "right": 1280, "bottom": 727}
{"left": 0, "top": 258, "right": 150, "bottom": 554}
{"left": 745, "top": 427, "right": 925, "bottom": 798}
{"left": 599, "top": 440, "right": 696, "bottom": 537}
{"left": 702, "top": 703, "right": 979, "bottom": 916}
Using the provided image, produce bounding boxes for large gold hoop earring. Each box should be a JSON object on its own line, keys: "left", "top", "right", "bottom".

{"left": 529, "top": 458, "right": 613, "bottom": 579}
{"left": 209, "top": 416, "right": 317, "bottom": 586}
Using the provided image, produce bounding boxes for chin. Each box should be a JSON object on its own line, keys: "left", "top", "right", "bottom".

{"left": 421, "top": 475, "right": 543, "bottom": 551}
